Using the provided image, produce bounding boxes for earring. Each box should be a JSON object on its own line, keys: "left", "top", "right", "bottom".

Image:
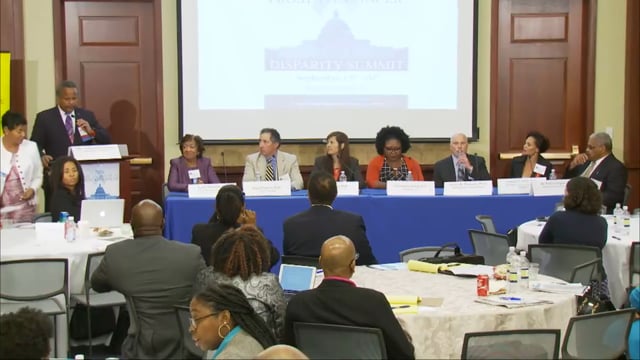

{"left": 218, "top": 322, "right": 231, "bottom": 339}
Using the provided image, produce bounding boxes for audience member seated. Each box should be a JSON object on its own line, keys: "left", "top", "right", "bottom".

{"left": 433, "top": 133, "right": 491, "bottom": 187}
{"left": 283, "top": 172, "right": 377, "bottom": 265}
{"left": 366, "top": 126, "right": 423, "bottom": 188}
{"left": 255, "top": 344, "right": 309, "bottom": 360}
{"left": 0, "top": 111, "right": 43, "bottom": 223}
{"left": 629, "top": 287, "right": 640, "bottom": 360}
{"left": 284, "top": 235, "right": 414, "bottom": 359}
{"left": 311, "top": 131, "right": 365, "bottom": 188}
{"left": 191, "top": 184, "right": 279, "bottom": 267}
{"left": 510, "top": 131, "right": 553, "bottom": 179}
{"left": 565, "top": 132, "right": 627, "bottom": 213}
{"left": 49, "top": 156, "right": 85, "bottom": 221}
{"left": 242, "top": 128, "right": 304, "bottom": 190}
{"left": 189, "top": 283, "right": 277, "bottom": 358}
{"left": 194, "top": 225, "right": 286, "bottom": 339}
{"left": 0, "top": 307, "right": 53, "bottom": 359}
{"left": 91, "top": 199, "right": 205, "bottom": 359}
{"left": 167, "top": 134, "right": 220, "bottom": 192}
{"left": 539, "top": 177, "right": 607, "bottom": 249}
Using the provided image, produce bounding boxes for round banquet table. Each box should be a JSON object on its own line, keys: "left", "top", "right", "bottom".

{"left": 350, "top": 266, "right": 577, "bottom": 359}
{"left": 517, "top": 215, "right": 638, "bottom": 308}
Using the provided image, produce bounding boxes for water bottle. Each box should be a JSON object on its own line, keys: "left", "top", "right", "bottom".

{"left": 506, "top": 246, "right": 517, "bottom": 264}
{"left": 519, "top": 251, "right": 530, "bottom": 290}
{"left": 255, "top": 170, "right": 262, "bottom": 182}
{"left": 338, "top": 170, "right": 347, "bottom": 182}
{"left": 622, "top": 205, "right": 631, "bottom": 237}
{"left": 507, "top": 254, "right": 520, "bottom": 294}
{"left": 65, "top": 216, "right": 76, "bottom": 243}
{"left": 613, "top": 203, "right": 623, "bottom": 233}
{"left": 406, "top": 171, "right": 413, "bottom": 181}
{"left": 548, "top": 169, "right": 557, "bottom": 180}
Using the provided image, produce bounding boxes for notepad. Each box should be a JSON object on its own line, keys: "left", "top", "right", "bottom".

{"left": 475, "top": 296, "right": 553, "bottom": 309}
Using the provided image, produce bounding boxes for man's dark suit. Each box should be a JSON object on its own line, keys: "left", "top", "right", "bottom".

{"left": 191, "top": 221, "right": 280, "bottom": 268}
{"left": 31, "top": 106, "right": 111, "bottom": 158}
{"left": 31, "top": 106, "right": 111, "bottom": 210}
{"left": 564, "top": 154, "right": 628, "bottom": 213}
{"left": 91, "top": 235, "right": 205, "bottom": 359}
{"left": 283, "top": 206, "right": 377, "bottom": 265}
{"left": 433, "top": 154, "right": 491, "bottom": 187}
{"left": 284, "top": 279, "right": 415, "bottom": 359}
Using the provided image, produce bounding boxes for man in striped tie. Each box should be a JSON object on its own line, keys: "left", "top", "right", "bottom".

{"left": 565, "top": 132, "right": 627, "bottom": 213}
{"left": 242, "top": 128, "right": 304, "bottom": 190}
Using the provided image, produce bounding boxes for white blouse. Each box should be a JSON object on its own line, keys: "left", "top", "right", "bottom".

{"left": 0, "top": 138, "right": 43, "bottom": 204}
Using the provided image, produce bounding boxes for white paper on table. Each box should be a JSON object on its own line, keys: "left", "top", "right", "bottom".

{"left": 336, "top": 181, "right": 359, "bottom": 196}
{"left": 443, "top": 180, "right": 493, "bottom": 196}
{"left": 68, "top": 144, "right": 122, "bottom": 160}
{"left": 387, "top": 181, "right": 435, "bottom": 196}
{"left": 188, "top": 183, "right": 237, "bottom": 198}
{"left": 531, "top": 179, "right": 570, "bottom": 196}
{"left": 243, "top": 180, "right": 292, "bottom": 197}
{"left": 475, "top": 296, "right": 554, "bottom": 308}
{"left": 447, "top": 264, "right": 495, "bottom": 276}
{"left": 35, "top": 222, "right": 65, "bottom": 242}
{"left": 530, "top": 282, "right": 589, "bottom": 295}
{"left": 497, "top": 177, "right": 545, "bottom": 194}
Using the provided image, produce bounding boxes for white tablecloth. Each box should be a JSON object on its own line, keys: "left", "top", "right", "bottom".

{"left": 0, "top": 225, "right": 132, "bottom": 358}
{"left": 517, "top": 216, "right": 638, "bottom": 308}
{"left": 351, "top": 266, "right": 576, "bottom": 359}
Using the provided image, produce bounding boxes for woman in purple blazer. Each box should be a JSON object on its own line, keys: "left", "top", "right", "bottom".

{"left": 167, "top": 134, "right": 220, "bottom": 192}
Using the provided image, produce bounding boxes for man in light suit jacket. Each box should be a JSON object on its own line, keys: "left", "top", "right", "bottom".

{"left": 284, "top": 236, "right": 414, "bottom": 359}
{"left": 283, "top": 172, "right": 377, "bottom": 265}
{"left": 433, "top": 133, "right": 491, "bottom": 187}
{"left": 30, "top": 80, "right": 111, "bottom": 210}
{"left": 91, "top": 200, "right": 205, "bottom": 359}
{"left": 565, "top": 132, "right": 627, "bottom": 213}
{"left": 242, "top": 128, "right": 304, "bottom": 190}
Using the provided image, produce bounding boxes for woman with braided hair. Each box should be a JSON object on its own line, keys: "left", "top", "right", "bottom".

{"left": 194, "top": 225, "right": 286, "bottom": 340}
{"left": 189, "top": 283, "right": 276, "bottom": 359}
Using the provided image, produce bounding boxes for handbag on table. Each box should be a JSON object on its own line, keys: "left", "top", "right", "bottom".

{"left": 418, "top": 242, "right": 485, "bottom": 265}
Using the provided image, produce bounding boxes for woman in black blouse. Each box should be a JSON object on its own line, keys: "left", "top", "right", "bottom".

{"left": 49, "top": 156, "right": 86, "bottom": 222}
{"left": 311, "top": 131, "right": 365, "bottom": 188}
{"left": 510, "top": 131, "right": 553, "bottom": 179}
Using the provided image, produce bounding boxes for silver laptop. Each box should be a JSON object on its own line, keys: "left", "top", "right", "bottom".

{"left": 279, "top": 264, "right": 316, "bottom": 296}
{"left": 80, "top": 199, "right": 125, "bottom": 228}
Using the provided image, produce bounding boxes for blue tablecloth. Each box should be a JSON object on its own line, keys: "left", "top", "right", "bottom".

{"left": 164, "top": 189, "right": 562, "bottom": 264}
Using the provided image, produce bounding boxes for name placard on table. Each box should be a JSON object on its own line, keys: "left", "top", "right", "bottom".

{"left": 243, "top": 180, "right": 292, "bottom": 197}
{"left": 188, "top": 183, "right": 237, "bottom": 198}
{"left": 443, "top": 180, "right": 493, "bottom": 196}
{"left": 497, "top": 177, "right": 546, "bottom": 195}
{"left": 532, "top": 179, "right": 570, "bottom": 196}
{"left": 387, "top": 181, "right": 435, "bottom": 196}
{"left": 35, "top": 222, "right": 64, "bottom": 243}
{"left": 337, "top": 181, "right": 359, "bottom": 196}
{"left": 69, "top": 144, "right": 122, "bottom": 161}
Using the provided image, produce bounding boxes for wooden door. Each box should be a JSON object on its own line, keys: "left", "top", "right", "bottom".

{"left": 56, "top": 0, "right": 164, "bottom": 216}
{"left": 491, "top": 0, "right": 595, "bottom": 179}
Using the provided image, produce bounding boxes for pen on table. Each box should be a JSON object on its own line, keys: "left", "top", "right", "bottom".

{"left": 392, "top": 305, "right": 412, "bottom": 309}
{"left": 316, "top": 269, "right": 324, "bottom": 274}
{"left": 499, "top": 297, "right": 522, "bottom": 301}
{"left": 612, "top": 236, "right": 622, "bottom": 240}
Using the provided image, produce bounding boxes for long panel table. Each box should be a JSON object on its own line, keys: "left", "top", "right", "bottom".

{"left": 164, "top": 189, "right": 562, "bottom": 263}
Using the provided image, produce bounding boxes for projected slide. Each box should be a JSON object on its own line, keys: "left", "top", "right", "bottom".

{"left": 180, "top": 0, "right": 476, "bottom": 141}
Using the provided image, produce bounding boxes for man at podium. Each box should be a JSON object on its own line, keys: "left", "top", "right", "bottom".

{"left": 31, "top": 80, "right": 111, "bottom": 211}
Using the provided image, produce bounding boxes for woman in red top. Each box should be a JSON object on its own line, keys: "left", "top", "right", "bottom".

{"left": 311, "top": 131, "right": 365, "bottom": 188}
{"left": 366, "top": 126, "right": 423, "bottom": 188}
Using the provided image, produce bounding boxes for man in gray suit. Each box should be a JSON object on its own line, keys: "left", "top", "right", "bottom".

{"left": 242, "top": 128, "right": 304, "bottom": 190}
{"left": 91, "top": 199, "right": 205, "bottom": 359}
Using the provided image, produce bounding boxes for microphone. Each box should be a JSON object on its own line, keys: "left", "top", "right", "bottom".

{"left": 220, "top": 151, "right": 228, "bottom": 183}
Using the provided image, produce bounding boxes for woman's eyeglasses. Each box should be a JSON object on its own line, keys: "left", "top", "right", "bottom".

{"left": 189, "top": 312, "right": 219, "bottom": 328}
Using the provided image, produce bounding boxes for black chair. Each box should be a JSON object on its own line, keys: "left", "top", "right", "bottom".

{"left": 461, "top": 329, "right": 561, "bottom": 359}
{"left": 468, "top": 230, "right": 510, "bottom": 266}
{"left": 475, "top": 215, "right": 497, "bottom": 233}
{"left": 293, "top": 322, "right": 387, "bottom": 359}
{"left": 561, "top": 309, "right": 636, "bottom": 359}
{"left": 173, "top": 305, "right": 205, "bottom": 359}
{"left": 528, "top": 244, "right": 602, "bottom": 283}
{"left": 281, "top": 255, "right": 319, "bottom": 268}
{"left": 569, "top": 258, "right": 601, "bottom": 285}
{"left": 33, "top": 212, "right": 53, "bottom": 222}
{"left": 398, "top": 246, "right": 455, "bottom": 262}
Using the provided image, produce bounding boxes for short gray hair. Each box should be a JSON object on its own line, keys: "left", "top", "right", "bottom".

{"left": 55, "top": 80, "right": 78, "bottom": 96}
{"left": 450, "top": 133, "right": 468, "bottom": 143}
{"left": 590, "top": 132, "right": 612, "bottom": 152}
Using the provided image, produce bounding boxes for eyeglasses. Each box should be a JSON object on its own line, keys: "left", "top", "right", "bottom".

{"left": 189, "top": 312, "right": 219, "bottom": 328}
{"left": 384, "top": 147, "right": 402, "bottom": 152}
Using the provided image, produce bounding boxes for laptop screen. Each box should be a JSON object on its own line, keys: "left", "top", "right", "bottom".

{"left": 279, "top": 264, "right": 316, "bottom": 292}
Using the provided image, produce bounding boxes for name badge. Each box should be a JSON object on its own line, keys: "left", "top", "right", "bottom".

{"left": 188, "top": 169, "right": 201, "bottom": 180}
{"left": 531, "top": 179, "right": 570, "bottom": 196}
{"left": 243, "top": 180, "right": 292, "bottom": 197}
{"left": 533, "top": 163, "right": 547, "bottom": 176}
{"left": 443, "top": 181, "right": 493, "bottom": 196}
{"left": 387, "top": 181, "right": 435, "bottom": 196}
{"left": 337, "top": 181, "right": 359, "bottom": 196}
{"left": 497, "top": 178, "right": 544, "bottom": 195}
{"left": 188, "top": 183, "right": 237, "bottom": 198}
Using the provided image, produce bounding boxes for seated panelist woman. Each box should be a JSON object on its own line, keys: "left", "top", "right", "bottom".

{"left": 510, "top": 131, "right": 553, "bottom": 179}
{"left": 167, "top": 134, "right": 220, "bottom": 192}
{"left": 311, "top": 131, "right": 365, "bottom": 188}
{"left": 366, "top": 126, "right": 423, "bottom": 189}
